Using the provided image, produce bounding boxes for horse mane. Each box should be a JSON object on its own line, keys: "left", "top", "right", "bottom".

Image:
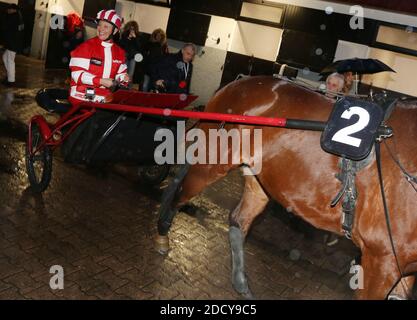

{"left": 274, "top": 77, "right": 338, "bottom": 107}
{"left": 279, "top": 76, "right": 322, "bottom": 94}
{"left": 220, "top": 75, "right": 359, "bottom": 105}
{"left": 398, "top": 98, "right": 417, "bottom": 109}
{"left": 281, "top": 78, "right": 417, "bottom": 112}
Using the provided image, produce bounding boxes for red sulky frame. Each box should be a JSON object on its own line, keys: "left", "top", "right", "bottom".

{"left": 27, "top": 89, "right": 333, "bottom": 159}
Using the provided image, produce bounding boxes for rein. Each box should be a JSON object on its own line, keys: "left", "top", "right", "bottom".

{"left": 375, "top": 142, "right": 405, "bottom": 289}
{"left": 383, "top": 139, "right": 417, "bottom": 193}
{"left": 375, "top": 138, "right": 417, "bottom": 298}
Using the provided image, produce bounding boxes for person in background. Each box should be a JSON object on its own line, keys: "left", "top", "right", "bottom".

{"left": 343, "top": 71, "right": 355, "bottom": 95}
{"left": 66, "top": 12, "right": 85, "bottom": 51}
{"left": 151, "top": 42, "right": 196, "bottom": 94}
{"left": 325, "top": 72, "right": 345, "bottom": 98}
{"left": 63, "top": 14, "right": 85, "bottom": 83}
{"left": 143, "top": 28, "right": 169, "bottom": 92}
{"left": 119, "top": 21, "right": 144, "bottom": 82}
{"left": 69, "top": 27, "right": 85, "bottom": 52}
{"left": 1, "top": 4, "right": 24, "bottom": 87}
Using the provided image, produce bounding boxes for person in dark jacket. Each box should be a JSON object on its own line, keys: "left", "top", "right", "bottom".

{"left": 68, "top": 27, "right": 85, "bottom": 54}
{"left": 151, "top": 43, "right": 196, "bottom": 94}
{"left": 119, "top": 21, "right": 146, "bottom": 82}
{"left": 1, "top": 4, "right": 24, "bottom": 86}
{"left": 142, "top": 28, "right": 169, "bottom": 91}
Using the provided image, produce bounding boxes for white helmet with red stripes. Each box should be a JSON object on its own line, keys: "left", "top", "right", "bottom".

{"left": 96, "top": 9, "right": 122, "bottom": 30}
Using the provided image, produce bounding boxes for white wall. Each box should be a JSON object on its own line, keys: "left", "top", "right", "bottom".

{"left": 190, "top": 46, "right": 227, "bottom": 106}
{"left": 49, "top": 0, "right": 85, "bottom": 15}
{"left": 133, "top": 3, "right": 170, "bottom": 34}
{"left": 240, "top": 2, "right": 284, "bottom": 24}
{"left": 376, "top": 25, "right": 417, "bottom": 52}
{"left": 31, "top": 0, "right": 50, "bottom": 59}
{"left": 116, "top": 0, "right": 136, "bottom": 25}
{"left": 205, "top": 16, "right": 236, "bottom": 51}
{"left": 230, "top": 21, "right": 283, "bottom": 61}
{"left": 362, "top": 48, "right": 417, "bottom": 96}
{"left": 334, "top": 40, "right": 370, "bottom": 61}
{"left": 31, "top": 0, "right": 86, "bottom": 59}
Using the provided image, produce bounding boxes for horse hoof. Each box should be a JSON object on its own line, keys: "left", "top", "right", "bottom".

{"left": 155, "top": 234, "right": 170, "bottom": 255}
{"left": 233, "top": 278, "right": 253, "bottom": 299}
{"left": 241, "top": 290, "right": 255, "bottom": 300}
{"left": 387, "top": 294, "right": 407, "bottom": 300}
{"left": 179, "top": 204, "right": 198, "bottom": 216}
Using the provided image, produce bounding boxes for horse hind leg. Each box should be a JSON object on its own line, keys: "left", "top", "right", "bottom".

{"left": 229, "top": 172, "right": 269, "bottom": 298}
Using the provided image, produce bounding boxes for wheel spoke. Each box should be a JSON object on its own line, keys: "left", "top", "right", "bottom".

{"left": 33, "top": 155, "right": 43, "bottom": 162}
{"left": 25, "top": 123, "right": 53, "bottom": 192}
{"left": 33, "top": 134, "right": 40, "bottom": 149}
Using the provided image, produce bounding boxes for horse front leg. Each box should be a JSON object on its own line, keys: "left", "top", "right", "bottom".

{"left": 356, "top": 251, "right": 402, "bottom": 300}
{"left": 156, "top": 163, "right": 235, "bottom": 254}
{"left": 156, "top": 163, "right": 191, "bottom": 254}
{"left": 229, "top": 173, "right": 269, "bottom": 298}
{"left": 388, "top": 276, "right": 415, "bottom": 300}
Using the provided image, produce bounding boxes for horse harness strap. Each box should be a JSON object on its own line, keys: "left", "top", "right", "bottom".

{"left": 331, "top": 153, "right": 373, "bottom": 238}
{"left": 375, "top": 141, "right": 406, "bottom": 288}
{"left": 331, "top": 97, "right": 398, "bottom": 239}
{"left": 337, "top": 138, "right": 404, "bottom": 257}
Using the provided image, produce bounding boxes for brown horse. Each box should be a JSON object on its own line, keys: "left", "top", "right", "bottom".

{"left": 156, "top": 76, "right": 417, "bottom": 299}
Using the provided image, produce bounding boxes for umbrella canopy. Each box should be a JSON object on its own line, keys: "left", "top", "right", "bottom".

{"left": 321, "top": 58, "right": 395, "bottom": 75}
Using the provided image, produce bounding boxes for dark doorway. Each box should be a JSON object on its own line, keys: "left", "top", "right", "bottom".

{"left": 18, "top": 0, "right": 36, "bottom": 55}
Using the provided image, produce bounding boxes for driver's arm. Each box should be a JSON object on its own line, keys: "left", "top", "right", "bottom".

{"left": 115, "top": 63, "right": 129, "bottom": 83}
{"left": 69, "top": 43, "right": 102, "bottom": 87}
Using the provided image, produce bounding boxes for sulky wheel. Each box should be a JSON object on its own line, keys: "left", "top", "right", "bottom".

{"left": 25, "top": 122, "right": 52, "bottom": 192}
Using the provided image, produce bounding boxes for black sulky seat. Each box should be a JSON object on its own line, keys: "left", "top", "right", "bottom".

{"left": 35, "top": 88, "right": 72, "bottom": 114}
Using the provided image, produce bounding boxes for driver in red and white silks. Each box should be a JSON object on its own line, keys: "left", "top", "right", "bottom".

{"left": 69, "top": 10, "right": 129, "bottom": 105}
